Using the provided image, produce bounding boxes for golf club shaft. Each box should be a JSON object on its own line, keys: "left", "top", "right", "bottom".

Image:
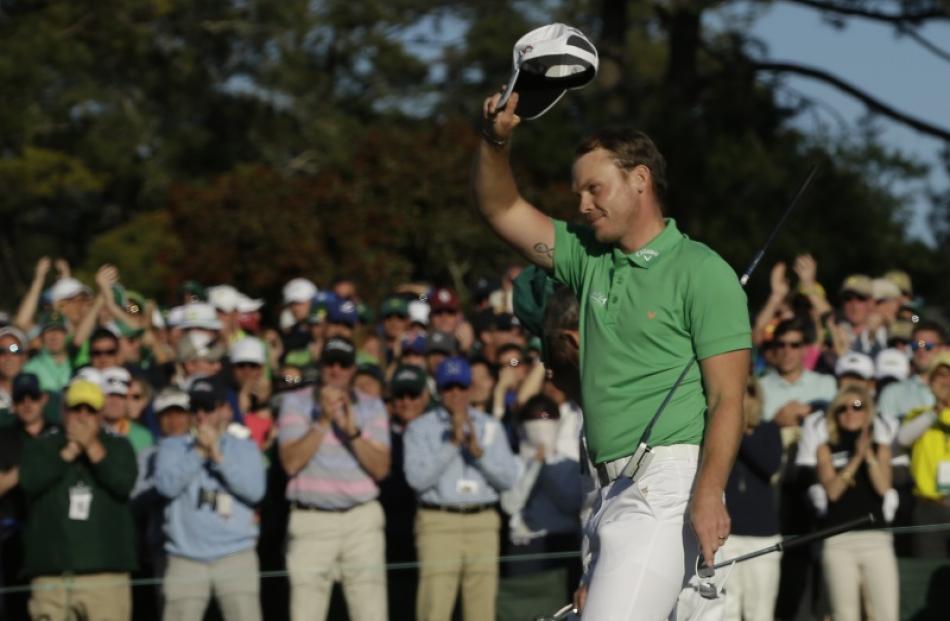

{"left": 711, "top": 513, "right": 873, "bottom": 570}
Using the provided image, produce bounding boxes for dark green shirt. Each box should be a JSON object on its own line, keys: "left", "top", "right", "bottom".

{"left": 554, "top": 218, "right": 751, "bottom": 463}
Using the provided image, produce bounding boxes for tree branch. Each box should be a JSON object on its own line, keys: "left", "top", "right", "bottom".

{"left": 754, "top": 61, "right": 950, "bottom": 141}
{"left": 778, "top": 0, "right": 949, "bottom": 24}
{"left": 897, "top": 23, "right": 950, "bottom": 63}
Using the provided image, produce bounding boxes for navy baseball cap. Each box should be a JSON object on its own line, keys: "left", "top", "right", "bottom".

{"left": 436, "top": 357, "right": 472, "bottom": 390}
{"left": 402, "top": 334, "right": 428, "bottom": 356}
{"left": 188, "top": 376, "right": 226, "bottom": 411}
{"left": 12, "top": 373, "right": 42, "bottom": 401}
{"left": 321, "top": 337, "right": 357, "bottom": 367}
{"left": 327, "top": 299, "right": 359, "bottom": 327}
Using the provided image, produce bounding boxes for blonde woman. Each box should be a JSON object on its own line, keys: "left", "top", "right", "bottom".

{"left": 722, "top": 376, "right": 783, "bottom": 621}
{"left": 817, "top": 386, "right": 898, "bottom": 621}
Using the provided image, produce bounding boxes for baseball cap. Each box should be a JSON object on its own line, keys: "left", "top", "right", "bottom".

{"left": 470, "top": 277, "right": 499, "bottom": 304}
{"left": 235, "top": 292, "right": 264, "bottom": 314}
{"left": 840, "top": 274, "right": 873, "bottom": 298}
{"left": 283, "top": 278, "right": 317, "bottom": 304}
{"left": 153, "top": 386, "right": 189, "bottom": 414}
{"left": 66, "top": 379, "right": 104, "bottom": 411}
{"left": 0, "top": 326, "right": 27, "bottom": 348}
{"left": 327, "top": 299, "right": 359, "bottom": 327}
{"left": 872, "top": 278, "right": 902, "bottom": 301}
{"left": 884, "top": 270, "right": 912, "bottom": 297}
{"left": 496, "top": 23, "right": 599, "bottom": 120}
{"left": 408, "top": 300, "right": 430, "bottom": 326}
{"left": 888, "top": 320, "right": 914, "bottom": 344}
{"left": 188, "top": 376, "right": 226, "bottom": 411}
{"left": 427, "top": 331, "right": 458, "bottom": 356}
{"left": 875, "top": 348, "right": 910, "bottom": 381}
{"left": 178, "top": 302, "right": 222, "bottom": 330}
{"left": 12, "top": 373, "right": 42, "bottom": 401}
{"left": 48, "top": 278, "right": 91, "bottom": 303}
{"left": 73, "top": 366, "right": 105, "bottom": 388}
{"left": 929, "top": 351, "right": 950, "bottom": 377}
{"left": 355, "top": 363, "right": 385, "bottom": 386}
{"left": 402, "top": 334, "right": 428, "bottom": 356}
{"left": 380, "top": 296, "right": 409, "bottom": 319}
{"left": 207, "top": 285, "right": 241, "bottom": 313}
{"left": 834, "top": 352, "right": 875, "bottom": 380}
{"left": 391, "top": 364, "right": 428, "bottom": 395}
{"left": 181, "top": 280, "right": 207, "bottom": 303}
{"left": 436, "top": 356, "right": 472, "bottom": 390}
{"left": 40, "top": 311, "right": 68, "bottom": 333}
{"left": 321, "top": 337, "right": 356, "bottom": 367}
{"left": 102, "top": 366, "right": 132, "bottom": 396}
{"left": 429, "top": 288, "right": 460, "bottom": 313}
{"left": 229, "top": 337, "right": 266, "bottom": 366}
{"left": 494, "top": 313, "right": 522, "bottom": 332}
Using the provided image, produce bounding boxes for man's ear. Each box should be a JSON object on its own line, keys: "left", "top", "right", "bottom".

{"left": 560, "top": 329, "right": 580, "bottom": 351}
{"left": 629, "top": 164, "right": 650, "bottom": 194}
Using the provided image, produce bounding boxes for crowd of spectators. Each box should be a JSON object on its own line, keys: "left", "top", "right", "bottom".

{"left": 0, "top": 253, "right": 947, "bottom": 621}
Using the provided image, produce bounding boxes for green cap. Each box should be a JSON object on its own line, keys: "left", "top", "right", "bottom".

{"left": 182, "top": 280, "right": 207, "bottom": 302}
{"left": 113, "top": 320, "right": 144, "bottom": 339}
{"left": 356, "top": 302, "right": 374, "bottom": 325}
{"left": 390, "top": 364, "right": 427, "bottom": 395}
{"left": 380, "top": 296, "right": 409, "bottom": 318}
{"left": 513, "top": 265, "right": 556, "bottom": 339}
{"left": 40, "top": 311, "right": 68, "bottom": 333}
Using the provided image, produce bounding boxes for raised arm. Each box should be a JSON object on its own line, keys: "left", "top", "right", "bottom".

{"left": 14, "top": 257, "right": 51, "bottom": 331}
{"left": 473, "top": 91, "right": 556, "bottom": 269}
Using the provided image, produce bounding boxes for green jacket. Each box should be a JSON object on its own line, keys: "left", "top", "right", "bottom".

{"left": 19, "top": 430, "right": 138, "bottom": 577}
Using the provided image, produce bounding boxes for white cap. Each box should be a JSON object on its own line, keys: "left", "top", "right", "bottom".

{"left": 178, "top": 302, "right": 222, "bottom": 330}
{"left": 408, "top": 300, "right": 430, "bottom": 326}
{"left": 229, "top": 337, "right": 266, "bottom": 365}
{"left": 102, "top": 366, "right": 132, "bottom": 396}
{"left": 0, "top": 326, "right": 28, "bottom": 347}
{"left": 153, "top": 387, "right": 189, "bottom": 414}
{"left": 872, "top": 278, "right": 902, "bottom": 301}
{"left": 48, "top": 278, "right": 91, "bottom": 303}
{"left": 283, "top": 278, "right": 317, "bottom": 304}
{"left": 835, "top": 351, "right": 875, "bottom": 380}
{"left": 208, "top": 285, "right": 241, "bottom": 313}
{"left": 236, "top": 292, "right": 264, "bottom": 313}
{"left": 166, "top": 305, "right": 185, "bottom": 328}
{"left": 73, "top": 366, "right": 105, "bottom": 388}
{"left": 151, "top": 308, "right": 166, "bottom": 330}
{"left": 875, "top": 348, "right": 911, "bottom": 381}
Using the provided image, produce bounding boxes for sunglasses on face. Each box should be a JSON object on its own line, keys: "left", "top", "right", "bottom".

{"left": 911, "top": 340, "right": 937, "bottom": 352}
{"left": 14, "top": 393, "right": 42, "bottom": 404}
{"left": 431, "top": 309, "right": 457, "bottom": 316}
{"left": 441, "top": 383, "right": 468, "bottom": 392}
{"left": 393, "top": 390, "right": 423, "bottom": 400}
{"left": 234, "top": 362, "right": 262, "bottom": 370}
{"left": 68, "top": 404, "right": 98, "bottom": 415}
{"left": 91, "top": 348, "right": 118, "bottom": 357}
{"left": 842, "top": 293, "right": 870, "bottom": 303}
{"left": 774, "top": 340, "right": 803, "bottom": 350}
{"left": 833, "top": 399, "right": 865, "bottom": 416}
{"left": 323, "top": 360, "right": 354, "bottom": 370}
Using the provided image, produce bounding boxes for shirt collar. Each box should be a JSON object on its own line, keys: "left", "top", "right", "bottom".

{"left": 612, "top": 218, "right": 684, "bottom": 269}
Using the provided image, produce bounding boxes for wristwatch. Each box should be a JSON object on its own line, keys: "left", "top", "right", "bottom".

{"left": 347, "top": 426, "right": 363, "bottom": 442}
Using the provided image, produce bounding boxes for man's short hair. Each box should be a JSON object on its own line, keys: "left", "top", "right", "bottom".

{"left": 575, "top": 129, "right": 668, "bottom": 202}
{"left": 90, "top": 327, "right": 119, "bottom": 345}
{"left": 772, "top": 318, "right": 807, "bottom": 342}
{"left": 912, "top": 319, "right": 947, "bottom": 344}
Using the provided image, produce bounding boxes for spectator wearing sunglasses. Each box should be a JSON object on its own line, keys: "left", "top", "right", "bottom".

{"left": 154, "top": 377, "right": 266, "bottom": 621}
{"left": 278, "top": 336, "right": 392, "bottom": 621}
{"left": 837, "top": 275, "right": 887, "bottom": 358}
{"left": 20, "top": 379, "right": 138, "bottom": 621}
{"left": 877, "top": 320, "right": 946, "bottom": 422}
{"left": 897, "top": 352, "right": 950, "bottom": 559}
{"left": 759, "top": 319, "right": 837, "bottom": 426}
{"left": 0, "top": 373, "right": 57, "bottom": 619}
{"left": 404, "top": 356, "right": 520, "bottom": 621}
{"left": 0, "top": 327, "right": 28, "bottom": 418}
{"left": 816, "top": 386, "right": 898, "bottom": 621}
{"left": 86, "top": 327, "right": 123, "bottom": 371}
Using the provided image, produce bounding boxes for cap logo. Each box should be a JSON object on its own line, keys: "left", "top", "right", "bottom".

{"left": 194, "top": 380, "right": 213, "bottom": 392}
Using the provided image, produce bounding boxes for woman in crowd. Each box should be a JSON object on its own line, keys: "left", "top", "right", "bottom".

{"left": 816, "top": 385, "right": 898, "bottom": 621}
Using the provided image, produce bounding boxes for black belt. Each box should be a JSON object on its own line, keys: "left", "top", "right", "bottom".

{"left": 419, "top": 502, "right": 495, "bottom": 515}
{"left": 292, "top": 500, "right": 368, "bottom": 512}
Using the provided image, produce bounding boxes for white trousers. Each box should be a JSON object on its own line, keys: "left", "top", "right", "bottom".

{"left": 719, "top": 535, "right": 782, "bottom": 621}
{"left": 582, "top": 445, "right": 721, "bottom": 621}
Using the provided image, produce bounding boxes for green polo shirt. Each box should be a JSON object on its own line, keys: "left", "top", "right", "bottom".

{"left": 553, "top": 218, "right": 750, "bottom": 463}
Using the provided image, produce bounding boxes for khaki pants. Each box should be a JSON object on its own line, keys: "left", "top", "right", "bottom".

{"left": 29, "top": 573, "right": 131, "bottom": 621}
{"left": 720, "top": 534, "right": 782, "bottom": 621}
{"left": 286, "top": 501, "right": 387, "bottom": 621}
{"left": 822, "top": 530, "right": 899, "bottom": 621}
{"left": 415, "top": 508, "right": 500, "bottom": 621}
{"left": 162, "top": 549, "right": 261, "bottom": 621}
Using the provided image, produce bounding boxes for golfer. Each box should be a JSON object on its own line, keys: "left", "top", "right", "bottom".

{"left": 474, "top": 92, "right": 751, "bottom": 620}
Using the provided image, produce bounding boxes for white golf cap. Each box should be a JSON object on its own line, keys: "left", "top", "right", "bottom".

{"left": 153, "top": 386, "right": 189, "bottom": 414}
{"left": 48, "top": 278, "right": 91, "bottom": 303}
{"left": 496, "top": 23, "right": 598, "bottom": 121}
{"left": 408, "top": 299, "right": 430, "bottom": 326}
{"left": 178, "top": 302, "right": 222, "bottom": 331}
{"left": 102, "top": 366, "right": 132, "bottom": 396}
{"left": 875, "top": 348, "right": 910, "bottom": 381}
{"left": 236, "top": 292, "right": 264, "bottom": 314}
{"left": 208, "top": 285, "right": 241, "bottom": 313}
{"left": 835, "top": 351, "right": 875, "bottom": 380}
{"left": 872, "top": 278, "right": 902, "bottom": 301}
{"left": 73, "top": 366, "right": 105, "bottom": 388}
{"left": 283, "top": 278, "right": 317, "bottom": 304}
{"left": 229, "top": 337, "right": 266, "bottom": 366}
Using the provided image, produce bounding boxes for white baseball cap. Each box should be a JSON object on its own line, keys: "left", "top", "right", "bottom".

{"left": 236, "top": 292, "right": 264, "bottom": 314}
{"left": 178, "top": 302, "right": 222, "bottom": 331}
{"left": 229, "top": 337, "right": 266, "bottom": 366}
{"left": 208, "top": 285, "right": 241, "bottom": 313}
{"left": 48, "top": 278, "right": 91, "bottom": 303}
{"left": 408, "top": 300, "right": 430, "bottom": 326}
{"left": 875, "top": 348, "right": 911, "bottom": 381}
{"left": 102, "top": 366, "right": 132, "bottom": 396}
{"left": 835, "top": 351, "right": 875, "bottom": 380}
{"left": 283, "top": 278, "right": 317, "bottom": 304}
{"left": 872, "top": 278, "right": 902, "bottom": 301}
{"left": 496, "top": 23, "right": 599, "bottom": 120}
{"left": 153, "top": 386, "right": 189, "bottom": 414}
{"left": 73, "top": 366, "right": 105, "bottom": 388}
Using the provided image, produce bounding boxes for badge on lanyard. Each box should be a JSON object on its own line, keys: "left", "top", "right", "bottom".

{"left": 456, "top": 479, "right": 480, "bottom": 496}
{"left": 216, "top": 492, "right": 234, "bottom": 518}
{"left": 937, "top": 461, "right": 950, "bottom": 494}
{"left": 68, "top": 482, "right": 93, "bottom": 521}
{"left": 831, "top": 451, "right": 850, "bottom": 469}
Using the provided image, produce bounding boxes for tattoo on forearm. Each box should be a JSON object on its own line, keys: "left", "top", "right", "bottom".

{"left": 533, "top": 242, "right": 554, "bottom": 260}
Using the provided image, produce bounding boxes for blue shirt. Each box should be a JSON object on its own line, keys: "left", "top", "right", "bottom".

{"left": 404, "top": 406, "right": 521, "bottom": 507}
{"left": 154, "top": 433, "right": 265, "bottom": 562}
{"left": 759, "top": 369, "right": 837, "bottom": 422}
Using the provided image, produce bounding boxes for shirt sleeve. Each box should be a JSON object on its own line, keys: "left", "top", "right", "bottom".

{"left": 212, "top": 438, "right": 266, "bottom": 504}
{"left": 278, "top": 391, "right": 312, "bottom": 445}
{"left": 403, "top": 416, "right": 458, "bottom": 493}
{"left": 686, "top": 253, "right": 751, "bottom": 360}
{"left": 473, "top": 417, "right": 523, "bottom": 492}
{"left": 358, "top": 397, "right": 390, "bottom": 447}
{"left": 553, "top": 220, "right": 596, "bottom": 293}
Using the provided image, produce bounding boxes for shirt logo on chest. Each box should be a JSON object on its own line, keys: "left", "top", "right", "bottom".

{"left": 634, "top": 248, "right": 659, "bottom": 262}
{"left": 590, "top": 291, "right": 608, "bottom": 306}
